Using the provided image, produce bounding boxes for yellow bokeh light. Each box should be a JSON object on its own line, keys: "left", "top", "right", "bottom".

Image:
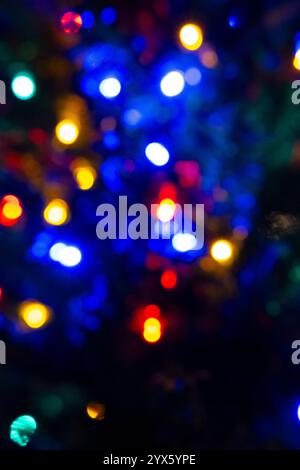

{"left": 43, "top": 199, "right": 69, "bottom": 226}
{"left": 293, "top": 51, "right": 300, "bottom": 71}
{"left": 19, "top": 300, "right": 52, "bottom": 329}
{"left": 179, "top": 23, "right": 203, "bottom": 51}
{"left": 74, "top": 166, "right": 96, "bottom": 190}
{"left": 55, "top": 119, "right": 79, "bottom": 145}
{"left": 143, "top": 317, "right": 161, "bottom": 343}
{"left": 156, "top": 198, "right": 176, "bottom": 222}
{"left": 210, "top": 239, "right": 233, "bottom": 263}
{"left": 86, "top": 402, "right": 105, "bottom": 420}
{"left": 2, "top": 201, "right": 22, "bottom": 220}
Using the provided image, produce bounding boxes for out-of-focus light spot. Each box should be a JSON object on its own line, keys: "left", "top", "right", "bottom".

{"left": 228, "top": 15, "right": 240, "bottom": 28}
{"left": 11, "top": 72, "right": 36, "bottom": 100}
{"left": 55, "top": 119, "right": 79, "bottom": 145}
{"left": 59, "top": 245, "right": 82, "bottom": 267}
{"left": 156, "top": 198, "right": 176, "bottom": 222}
{"left": 81, "top": 11, "right": 95, "bottom": 29}
{"left": 297, "top": 404, "right": 300, "bottom": 422}
{"left": 103, "top": 131, "right": 120, "bottom": 149}
{"left": 199, "top": 48, "right": 218, "bottom": 68}
{"left": 266, "top": 300, "right": 281, "bottom": 317}
{"left": 100, "top": 116, "right": 117, "bottom": 132}
{"left": 0, "top": 195, "right": 23, "bottom": 226}
{"left": 160, "top": 70, "right": 185, "bottom": 97}
{"left": 200, "top": 256, "right": 215, "bottom": 272}
{"left": 293, "top": 50, "right": 300, "bottom": 71}
{"left": 144, "top": 304, "right": 161, "bottom": 318}
{"left": 43, "top": 199, "right": 69, "bottom": 226}
{"left": 211, "top": 239, "right": 233, "bottom": 263}
{"left": 49, "top": 242, "right": 66, "bottom": 261}
{"left": 172, "top": 233, "right": 197, "bottom": 252}
{"left": 71, "top": 159, "right": 96, "bottom": 190}
{"left": 143, "top": 317, "right": 161, "bottom": 343}
{"left": 49, "top": 242, "right": 82, "bottom": 267}
{"left": 19, "top": 300, "right": 52, "bottom": 329}
{"left": 160, "top": 269, "right": 177, "bottom": 289}
{"left": 100, "top": 7, "right": 117, "bottom": 25}
{"left": 10, "top": 415, "right": 37, "bottom": 447}
{"left": 145, "top": 142, "right": 170, "bottom": 166}
{"left": 99, "top": 77, "right": 121, "bottom": 99}
{"left": 86, "top": 401, "right": 106, "bottom": 420}
{"left": 179, "top": 23, "right": 203, "bottom": 51}
{"left": 184, "top": 67, "right": 202, "bottom": 85}
{"left": 60, "top": 11, "right": 82, "bottom": 33}
{"left": 123, "top": 109, "right": 142, "bottom": 126}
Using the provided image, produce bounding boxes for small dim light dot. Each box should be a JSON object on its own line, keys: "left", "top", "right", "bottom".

{"left": 55, "top": 119, "right": 79, "bottom": 145}
{"left": 86, "top": 402, "right": 105, "bottom": 420}
{"left": 211, "top": 239, "right": 233, "bottom": 263}
{"left": 61, "top": 11, "right": 82, "bottom": 34}
{"left": 160, "top": 270, "right": 177, "bottom": 289}
{"left": 156, "top": 199, "right": 176, "bottom": 222}
{"left": 143, "top": 317, "right": 162, "bottom": 343}
{"left": 179, "top": 23, "right": 203, "bottom": 51}
{"left": 200, "top": 49, "right": 218, "bottom": 68}
{"left": 19, "top": 300, "right": 52, "bottom": 329}
{"left": 43, "top": 199, "right": 69, "bottom": 226}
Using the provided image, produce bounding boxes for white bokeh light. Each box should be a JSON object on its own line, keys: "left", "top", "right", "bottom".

{"left": 160, "top": 70, "right": 185, "bottom": 97}
{"left": 99, "top": 77, "right": 121, "bottom": 98}
{"left": 172, "top": 233, "right": 197, "bottom": 252}
{"left": 145, "top": 142, "right": 170, "bottom": 166}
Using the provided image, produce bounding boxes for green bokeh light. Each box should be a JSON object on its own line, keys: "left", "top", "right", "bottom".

{"left": 11, "top": 72, "right": 36, "bottom": 100}
{"left": 10, "top": 415, "right": 37, "bottom": 447}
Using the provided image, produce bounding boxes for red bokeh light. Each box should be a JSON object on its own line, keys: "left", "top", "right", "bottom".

{"left": 160, "top": 269, "right": 177, "bottom": 289}
{"left": 61, "top": 12, "right": 83, "bottom": 34}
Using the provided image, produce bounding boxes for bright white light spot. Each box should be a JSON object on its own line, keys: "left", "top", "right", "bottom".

{"left": 145, "top": 142, "right": 169, "bottom": 166}
{"left": 99, "top": 77, "right": 121, "bottom": 98}
{"left": 297, "top": 405, "right": 300, "bottom": 422}
{"left": 172, "top": 233, "right": 197, "bottom": 252}
{"left": 49, "top": 243, "right": 66, "bottom": 261}
{"left": 59, "top": 246, "right": 82, "bottom": 267}
{"left": 160, "top": 71, "right": 185, "bottom": 97}
{"left": 11, "top": 74, "right": 36, "bottom": 100}
{"left": 185, "top": 67, "right": 202, "bottom": 86}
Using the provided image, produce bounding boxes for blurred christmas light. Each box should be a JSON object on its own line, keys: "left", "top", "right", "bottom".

{"left": 143, "top": 317, "right": 161, "bottom": 343}
{"left": 10, "top": 415, "right": 37, "bottom": 447}
{"left": 160, "top": 269, "right": 177, "bottom": 289}
{"left": 210, "top": 239, "right": 233, "bottom": 263}
{"left": 99, "top": 77, "right": 121, "bottom": 99}
{"left": 86, "top": 402, "right": 106, "bottom": 420}
{"left": 297, "top": 404, "right": 300, "bottom": 422}
{"left": 60, "top": 11, "right": 82, "bottom": 34}
{"left": 50, "top": 242, "right": 82, "bottom": 267}
{"left": 184, "top": 67, "right": 202, "bottom": 85}
{"left": 179, "top": 23, "right": 203, "bottom": 51}
{"left": 172, "top": 233, "right": 197, "bottom": 252}
{"left": 160, "top": 70, "right": 185, "bottom": 97}
{"left": 11, "top": 72, "right": 36, "bottom": 100}
{"left": 55, "top": 119, "right": 79, "bottom": 145}
{"left": 81, "top": 11, "right": 95, "bottom": 29}
{"left": 19, "top": 300, "right": 52, "bottom": 329}
{"left": 156, "top": 198, "right": 176, "bottom": 222}
{"left": 199, "top": 47, "right": 218, "bottom": 68}
{"left": 145, "top": 142, "right": 170, "bottom": 166}
{"left": 71, "top": 159, "right": 96, "bottom": 190}
{"left": 0, "top": 195, "right": 23, "bottom": 226}
{"left": 43, "top": 199, "right": 69, "bottom": 226}
{"left": 293, "top": 50, "right": 300, "bottom": 71}
{"left": 100, "top": 7, "right": 117, "bottom": 25}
